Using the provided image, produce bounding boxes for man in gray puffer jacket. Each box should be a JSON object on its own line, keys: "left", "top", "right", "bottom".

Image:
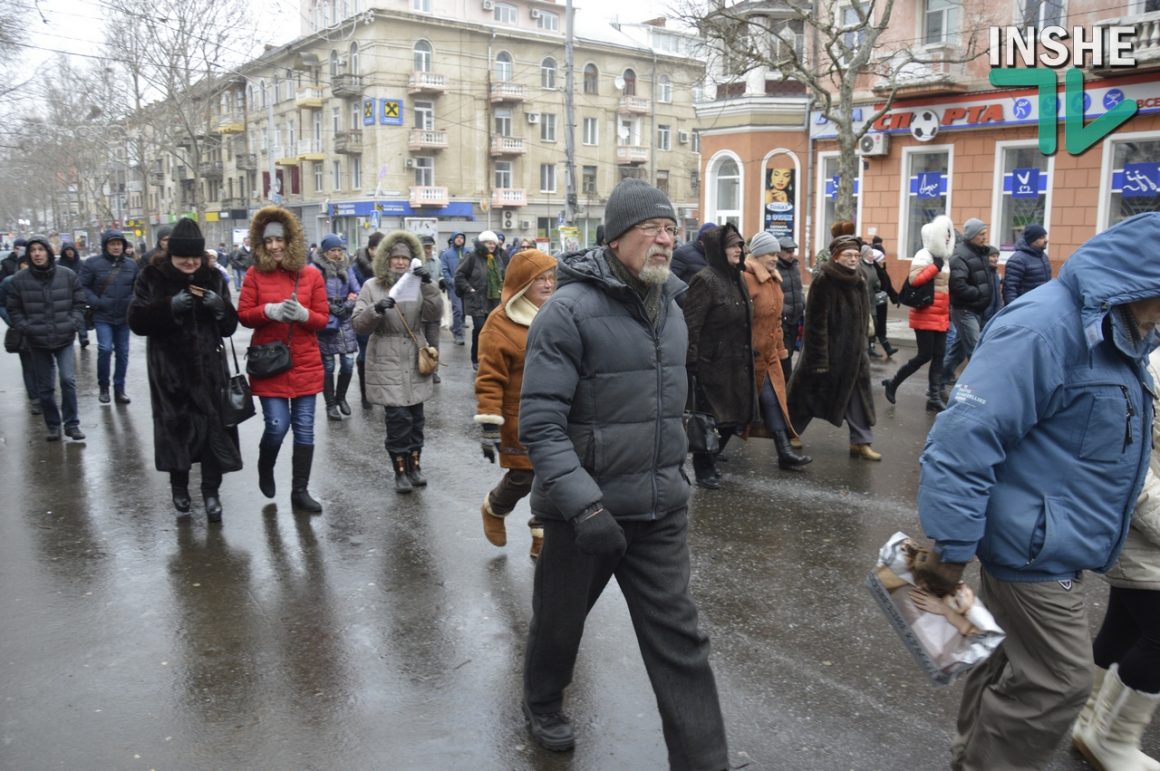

{"left": 518, "top": 178, "right": 729, "bottom": 769}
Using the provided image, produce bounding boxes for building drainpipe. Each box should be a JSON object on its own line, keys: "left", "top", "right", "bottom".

{"left": 804, "top": 93, "right": 815, "bottom": 269}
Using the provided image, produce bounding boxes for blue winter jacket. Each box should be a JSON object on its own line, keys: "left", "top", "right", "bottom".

{"left": 1002, "top": 238, "right": 1052, "bottom": 305}
{"left": 79, "top": 242, "right": 139, "bottom": 325}
{"left": 439, "top": 233, "right": 466, "bottom": 287}
{"left": 918, "top": 212, "right": 1159, "bottom": 582}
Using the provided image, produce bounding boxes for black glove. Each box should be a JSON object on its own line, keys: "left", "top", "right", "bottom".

{"left": 328, "top": 298, "right": 345, "bottom": 316}
{"left": 438, "top": 277, "right": 448, "bottom": 291}
{"left": 374, "top": 296, "right": 396, "bottom": 313}
{"left": 480, "top": 425, "right": 500, "bottom": 463}
{"left": 571, "top": 506, "right": 626, "bottom": 557}
{"left": 911, "top": 546, "right": 967, "bottom": 597}
{"left": 933, "top": 256, "right": 945, "bottom": 271}
{"left": 413, "top": 266, "right": 432, "bottom": 283}
{"left": 200, "top": 289, "right": 226, "bottom": 319}
{"left": 170, "top": 290, "right": 195, "bottom": 315}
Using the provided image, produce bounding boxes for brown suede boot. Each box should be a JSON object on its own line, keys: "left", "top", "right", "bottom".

{"left": 481, "top": 494, "right": 507, "bottom": 546}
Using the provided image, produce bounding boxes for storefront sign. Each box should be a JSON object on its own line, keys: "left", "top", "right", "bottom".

{"left": 362, "top": 98, "right": 375, "bottom": 127}
{"left": 1009, "top": 167, "right": 1042, "bottom": 199}
{"left": 330, "top": 200, "right": 474, "bottom": 218}
{"left": 910, "top": 172, "right": 948, "bottom": 199}
{"left": 763, "top": 161, "right": 796, "bottom": 241}
{"left": 1113, "top": 162, "right": 1160, "bottom": 198}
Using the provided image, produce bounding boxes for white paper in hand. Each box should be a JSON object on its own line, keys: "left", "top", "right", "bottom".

{"left": 388, "top": 257, "right": 424, "bottom": 302}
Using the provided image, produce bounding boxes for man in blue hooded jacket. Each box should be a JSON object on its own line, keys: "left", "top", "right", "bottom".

{"left": 439, "top": 232, "right": 466, "bottom": 345}
{"left": 913, "top": 212, "right": 1160, "bottom": 770}
{"left": 79, "top": 229, "right": 139, "bottom": 404}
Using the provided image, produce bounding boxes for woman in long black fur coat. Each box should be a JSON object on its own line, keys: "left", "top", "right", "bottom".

{"left": 128, "top": 218, "right": 242, "bottom": 522}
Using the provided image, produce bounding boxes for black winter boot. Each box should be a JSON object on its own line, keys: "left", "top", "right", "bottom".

{"left": 203, "top": 490, "right": 223, "bottom": 523}
{"left": 335, "top": 371, "right": 353, "bottom": 416}
{"left": 883, "top": 340, "right": 899, "bottom": 358}
{"left": 407, "top": 450, "right": 428, "bottom": 487}
{"left": 357, "top": 359, "right": 372, "bottom": 409}
{"left": 323, "top": 375, "right": 341, "bottom": 421}
{"left": 926, "top": 388, "right": 947, "bottom": 412}
{"left": 882, "top": 378, "right": 898, "bottom": 405}
{"left": 692, "top": 453, "right": 720, "bottom": 489}
{"left": 290, "top": 444, "right": 322, "bottom": 512}
{"left": 773, "top": 431, "right": 812, "bottom": 470}
{"left": 257, "top": 442, "right": 280, "bottom": 499}
{"left": 172, "top": 486, "right": 191, "bottom": 513}
{"left": 392, "top": 454, "right": 413, "bottom": 494}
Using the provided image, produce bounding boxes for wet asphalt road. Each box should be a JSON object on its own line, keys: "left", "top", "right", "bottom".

{"left": 1, "top": 316, "right": 1154, "bottom": 770}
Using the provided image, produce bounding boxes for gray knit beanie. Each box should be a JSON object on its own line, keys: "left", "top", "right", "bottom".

{"left": 603, "top": 179, "right": 677, "bottom": 242}
{"left": 962, "top": 218, "right": 987, "bottom": 240}
{"left": 748, "top": 231, "right": 780, "bottom": 257}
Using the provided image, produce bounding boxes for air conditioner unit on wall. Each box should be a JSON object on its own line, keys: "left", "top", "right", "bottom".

{"left": 677, "top": 130, "right": 689, "bottom": 144}
{"left": 405, "top": 158, "right": 415, "bottom": 169}
{"left": 482, "top": 0, "right": 494, "bottom": 9}
{"left": 530, "top": 8, "right": 541, "bottom": 18}
{"left": 526, "top": 112, "right": 540, "bottom": 124}
{"left": 857, "top": 133, "right": 889, "bottom": 157}
{"left": 520, "top": 220, "right": 531, "bottom": 229}
{"left": 502, "top": 210, "right": 514, "bottom": 228}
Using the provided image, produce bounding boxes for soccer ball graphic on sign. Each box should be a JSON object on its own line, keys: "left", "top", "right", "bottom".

{"left": 911, "top": 110, "right": 940, "bottom": 142}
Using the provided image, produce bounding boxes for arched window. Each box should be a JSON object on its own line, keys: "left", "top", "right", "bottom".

{"left": 656, "top": 74, "right": 672, "bottom": 103}
{"left": 623, "top": 68, "right": 637, "bottom": 96}
{"left": 583, "top": 63, "right": 598, "bottom": 95}
{"left": 713, "top": 157, "right": 742, "bottom": 228}
{"left": 329, "top": 50, "right": 339, "bottom": 78}
{"left": 495, "top": 51, "right": 513, "bottom": 82}
{"left": 541, "top": 57, "right": 557, "bottom": 89}
{"left": 349, "top": 42, "right": 360, "bottom": 75}
{"left": 413, "top": 40, "right": 432, "bottom": 72}
{"left": 260, "top": 79, "right": 269, "bottom": 108}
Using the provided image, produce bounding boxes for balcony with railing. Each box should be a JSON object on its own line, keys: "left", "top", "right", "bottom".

{"left": 216, "top": 111, "right": 245, "bottom": 134}
{"left": 408, "top": 71, "right": 448, "bottom": 95}
{"left": 409, "top": 186, "right": 450, "bottom": 207}
{"left": 295, "top": 86, "right": 323, "bottom": 108}
{"left": 617, "top": 95, "right": 651, "bottom": 115}
{"left": 335, "top": 130, "right": 364, "bottom": 154}
{"left": 199, "top": 160, "right": 224, "bottom": 179}
{"left": 873, "top": 42, "right": 970, "bottom": 96}
{"left": 489, "top": 81, "right": 527, "bottom": 103}
{"left": 615, "top": 145, "right": 649, "bottom": 165}
{"left": 297, "top": 138, "right": 325, "bottom": 160}
{"left": 219, "top": 197, "right": 245, "bottom": 210}
{"left": 274, "top": 146, "right": 298, "bottom": 166}
{"left": 1094, "top": 11, "right": 1160, "bottom": 72}
{"left": 489, "top": 136, "right": 527, "bottom": 156}
{"left": 235, "top": 153, "right": 257, "bottom": 171}
{"left": 491, "top": 188, "right": 527, "bottom": 208}
{"left": 149, "top": 170, "right": 166, "bottom": 186}
{"left": 408, "top": 129, "right": 448, "bottom": 152}
{"left": 332, "top": 73, "right": 364, "bottom": 99}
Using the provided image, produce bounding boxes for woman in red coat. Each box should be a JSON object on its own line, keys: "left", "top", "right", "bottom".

{"left": 237, "top": 206, "right": 329, "bottom": 512}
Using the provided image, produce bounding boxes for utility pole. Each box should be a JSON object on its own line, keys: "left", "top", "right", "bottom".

{"left": 563, "top": 0, "right": 577, "bottom": 226}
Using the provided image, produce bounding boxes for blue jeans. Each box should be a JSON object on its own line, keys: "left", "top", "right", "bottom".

{"left": 233, "top": 268, "right": 247, "bottom": 290}
{"left": 447, "top": 291, "right": 464, "bottom": 338}
{"left": 94, "top": 320, "right": 130, "bottom": 390}
{"left": 28, "top": 346, "right": 78, "bottom": 428}
{"left": 321, "top": 353, "right": 353, "bottom": 376}
{"left": 942, "top": 308, "right": 981, "bottom": 386}
{"left": 259, "top": 395, "right": 316, "bottom": 447}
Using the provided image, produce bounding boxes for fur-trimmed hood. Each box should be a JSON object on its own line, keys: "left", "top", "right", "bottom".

{"left": 921, "top": 215, "right": 955, "bottom": 260}
{"left": 248, "top": 206, "right": 308, "bottom": 273}
{"left": 373, "top": 230, "right": 423, "bottom": 281}
{"left": 502, "top": 249, "right": 557, "bottom": 325}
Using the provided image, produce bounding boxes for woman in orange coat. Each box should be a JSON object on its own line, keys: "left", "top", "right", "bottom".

{"left": 743, "top": 232, "right": 811, "bottom": 470}
{"left": 474, "top": 248, "right": 557, "bottom": 560}
{"left": 237, "top": 206, "right": 330, "bottom": 512}
{"left": 882, "top": 215, "right": 953, "bottom": 413}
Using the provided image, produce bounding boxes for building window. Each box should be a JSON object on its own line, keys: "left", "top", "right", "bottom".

{"left": 924, "top": 0, "right": 961, "bottom": 45}
{"left": 494, "top": 3, "right": 518, "bottom": 24}
{"left": 618, "top": 117, "right": 639, "bottom": 145}
{"left": 413, "top": 0, "right": 430, "bottom": 11}
{"left": 657, "top": 124, "right": 671, "bottom": 151}
{"left": 494, "top": 107, "right": 512, "bottom": 137}
{"left": 583, "top": 117, "right": 598, "bottom": 145}
{"left": 816, "top": 153, "right": 861, "bottom": 255}
{"left": 1022, "top": 0, "right": 1064, "bottom": 28}
{"left": 691, "top": 129, "right": 701, "bottom": 154}
{"left": 495, "top": 160, "right": 513, "bottom": 189}
{"left": 541, "top": 113, "right": 556, "bottom": 142}
{"left": 541, "top": 57, "right": 557, "bottom": 89}
{"left": 656, "top": 169, "right": 669, "bottom": 196}
{"left": 713, "top": 157, "right": 741, "bottom": 227}
{"left": 583, "top": 64, "right": 598, "bottom": 95}
{"left": 414, "top": 40, "right": 433, "bottom": 72}
{"left": 414, "top": 156, "right": 434, "bottom": 187}
{"left": 415, "top": 100, "right": 434, "bottom": 129}
{"left": 495, "top": 51, "right": 513, "bottom": 82}
{"left": 837, "top": 1, "right": 868, "bottom": 60}
{"left": 332, "top": 107, "right": 341, "bottom": 133}
{"left": 332, "top": 159, "right": 342, "bottom": 191}
{"left": 656, "top": 75, "right": 672, "bottom": 103}
{"left": 771, "top": 18, "right": 805, "bottom": 64}
{"left": 540, "top": 163, "right": 557, "bottom": 192}
{"left": 582, "top": 165, "right": 597, "bottom": 194}
{"left": 351, "top": 157, "right": 361, "bottom": 190}
{"left": 623, "top": 68, "right": 637, "bottom": 96}
{"left": 314, "top": 162, "right": 323, "bottom": 193}
{"left": 1106, "top": 136, "right": 1160, "bottom": 228}
{"left": 995, "top": 143, "right": 1050, "bottom": 257}
{"left": 350, "top": 42, "right": 359, "bottom": 74}
{"left": 350, "top": 103, "right": 360, "bottom": 130}
{"left": 537, "top": 11, "right": 559, "bottom": 30}
{"left": 260, "top": 80, "right": 268, "bottom": 108}
{"left": 901, "top": 148, "right": 951, "bottom": 258}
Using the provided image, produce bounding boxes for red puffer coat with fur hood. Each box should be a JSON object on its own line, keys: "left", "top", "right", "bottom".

{"left": 907, "top": 214, "right": 953, "bottom": 333}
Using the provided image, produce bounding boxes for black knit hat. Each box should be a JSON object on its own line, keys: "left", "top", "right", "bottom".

{"left": 168, "top": 217, "right": 205, "bottom": 258}
{"left": 603, "top": 179, "right": 677, "bottom": 243}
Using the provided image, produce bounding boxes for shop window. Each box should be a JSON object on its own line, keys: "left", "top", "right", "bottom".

{"left": 901, "top": 149, "right": 951, "bottom": 258}
{"left": 1108, "top": 138, "right": 1160, "bottom": 227}
{"left": 996, "top": 144, "right": 1049, "bottom": 256}
{"left": 816, "top": 153, "right": 861, "bottom": 256}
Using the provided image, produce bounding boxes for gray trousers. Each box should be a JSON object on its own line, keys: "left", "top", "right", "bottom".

{"left": 792, "top": 391, "right": 873, "bottom": 445}
{"left": 950, "top": 569, "right": 1093, "bottom": 771}
{"left": 942, "top": 307, "right": 981, "bottom": 385}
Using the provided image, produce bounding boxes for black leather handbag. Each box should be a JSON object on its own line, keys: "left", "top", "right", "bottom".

{"left": 246, "top": 274, "right": 298, "bottom": 378}
{"left": 222, "top": 338, "right": 256, "bottom": 427}
{"left": 683, "top": 376, "right": 720, "bottom": 455}
{"left": 898, "top": 277, "right": 935, "bottom": 309}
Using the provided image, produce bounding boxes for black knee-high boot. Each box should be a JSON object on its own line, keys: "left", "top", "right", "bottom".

{"left": 257, "top": 442, "right": 280, "bottom": 499}
{"left": 357, "top": 359, "right": 371, "bottom": 409}
{"left": 335, "top": 371, "right": 353, "bottom": 416}
{"left": 323, "top": 374, "right": 341, "bottom": 421}
{"left": 290, "top": 444, "right": 322, "bottom": 512}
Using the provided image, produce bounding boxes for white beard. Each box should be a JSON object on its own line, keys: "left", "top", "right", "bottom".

{"left": 639, "top": 263, "right": 671, "bottom": 286}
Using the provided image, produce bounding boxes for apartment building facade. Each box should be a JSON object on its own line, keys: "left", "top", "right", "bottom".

{"left": 695, "top": 0, "right": 1160, "bottom": 282}
{"left": 143, "top": 0, "right": 705, "bottom": 251}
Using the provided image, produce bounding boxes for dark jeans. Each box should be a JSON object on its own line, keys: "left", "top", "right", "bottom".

{"left": 94, "top": 320, "right": 130, "bottom": 390}
{"left": 759, "top": 377, "right": 787, "bottom": 433}
{"left": 447, "top": 291, "right": 464, "bottom": 338}
{"left": 470, "top": 314, "right": 487, "bottom": 365}
{"left": 321, "top": 353, "right": 354, "bottom": 376}
{"left": 892, "top": 329, "right": 946, "bottom": 393}
{"left": 1093, "top": 586, "right": 1160, "bottom": 694}
{"left": 781, "top": 318, "right": 800, "bottom": 384}
{"left": 259, "top": 395, "right": 316, "bottom": 447}
{"left": 18, "top": 349, "right": 37, "bottom": 401}
{"left": 384, "top": 403, "right": 424, "bottom": 454}
{"left": 488, "top": 468, "right": 533, "bottom": 516}
{"left": 524, "top": 509, "right": 729, "bottom": 771}
{"left": 942, "top": 307, "right": 982, "bottom": 386}
{"left": 170, "top": 458, "right": 223, "bottom": 493}
{"left": 873, "top": 303, "right": 890, "bottom": 348}
{"left": 28, "top": 345, "right": 78, "bottom": 429}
